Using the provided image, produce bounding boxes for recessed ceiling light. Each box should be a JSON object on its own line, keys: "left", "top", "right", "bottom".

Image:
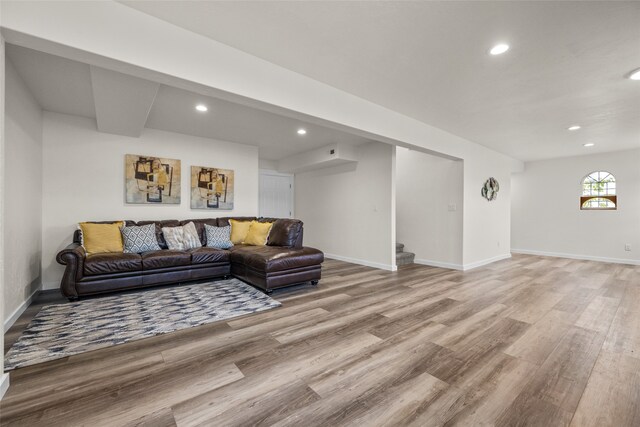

{"left": 568, "top": 125, "right": 581, "bottom": 131}
{"left": 628, "top": 68, "right": 640, "bottom": 80}
{"left": 489, "top": 44, "right": 510, "bottom": 55}
{"left": 195, "top": 104, "right": 208, "bottom": 112}
{"left": 583, "top": 143, "right": 595, "bottom": 147}
{"left": 297, "top": 128, "right": 307, "bottom": 135}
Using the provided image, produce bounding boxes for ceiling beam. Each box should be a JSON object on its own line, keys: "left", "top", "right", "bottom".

{"left": 90, "top": 66, "right": 159, "bottom": 137}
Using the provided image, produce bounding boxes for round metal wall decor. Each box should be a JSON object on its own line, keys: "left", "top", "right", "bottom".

{"left": 481, "top": 177, "right": 500, "bottom": 201}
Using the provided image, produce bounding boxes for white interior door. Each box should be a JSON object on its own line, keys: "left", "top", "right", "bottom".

{"left": 259, "top": 171, "right": 294, "bottom": 218}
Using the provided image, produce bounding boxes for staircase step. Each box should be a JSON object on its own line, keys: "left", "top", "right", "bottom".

{"left": 396, "top": 251, "right": 415, "bottom": 266}
{"left": 395, "top": 243, "right": 405, "bottom": 253}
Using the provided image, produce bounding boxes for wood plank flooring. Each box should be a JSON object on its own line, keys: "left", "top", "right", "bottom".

{"left": 2, "top": 254, "right": 640, "bottom": 426}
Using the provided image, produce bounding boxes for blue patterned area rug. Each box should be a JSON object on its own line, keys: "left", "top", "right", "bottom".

{"left": 4, "top": 279, "right": 281, "bottom": 371}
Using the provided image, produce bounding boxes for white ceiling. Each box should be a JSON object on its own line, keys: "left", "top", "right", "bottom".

{"left": 119, "top": 1, "right": 640, "bottom": 161}
{"left": 5, "top": 44, "right": 371, "bottom": 160}
{"left": 6, "top": 44, "right": 96, "bottom": 119}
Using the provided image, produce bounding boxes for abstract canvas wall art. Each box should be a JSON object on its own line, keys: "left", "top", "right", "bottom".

{"left": 191, "top": 166, "right": 234, "bottom": 209}
{"left": 125, "top": 154, "right": 181, "bottom": 204}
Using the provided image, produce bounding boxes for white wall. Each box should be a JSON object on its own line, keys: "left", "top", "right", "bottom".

{"left": 41, "top": 112, "right": 259, "bottom": 289}
{"left": 258, "top": 158, "right": 278, "bottom": 170}
{"left": 512, "top": 149, "right": 640, "bottom": 264}
{"left": 463, "top": 149, "right": 513, "bottom": 268}
{"left": 396, "top": 147, "right": 463, "bottom": 268}
{"left": 3, "top": 59, "right": 43, "bottom": 326}
{"left": 295, "top": 142, "right": 395, "bottom": 270}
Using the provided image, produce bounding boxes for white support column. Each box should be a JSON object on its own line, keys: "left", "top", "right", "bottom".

{"left": 0, "top": 30, "right": 11, "bottom": 399}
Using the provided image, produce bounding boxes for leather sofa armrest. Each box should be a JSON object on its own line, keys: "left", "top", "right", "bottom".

{"left": 294, "top": 228, "right": 304, "bottom": 248}
{"left": 57, "top": 242, "right": 86, "bottom": 265}
{"left": 56, "top": 243, "right": 86, "bottom": 299}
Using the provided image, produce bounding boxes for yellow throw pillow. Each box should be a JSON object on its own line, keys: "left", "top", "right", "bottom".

{"left": 79, "top": 221, "right": 124, "bottom": 255}
{"left": 229, "top": 219, "right": 252, "bottom": 244}
{"left": 243, "top": 221, "right": 273, "bottom": 246}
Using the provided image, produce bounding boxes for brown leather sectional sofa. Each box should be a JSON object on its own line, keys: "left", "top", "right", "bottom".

{"left": 57, "top": 217, "right": 324, "bottom": 300}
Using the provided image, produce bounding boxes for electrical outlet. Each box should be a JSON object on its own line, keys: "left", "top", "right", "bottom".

{"left": 625, "top": 244, "right": 632, "bottom": 251}
{"left": 448, "top": 204, "right": 457, "bottom": 212}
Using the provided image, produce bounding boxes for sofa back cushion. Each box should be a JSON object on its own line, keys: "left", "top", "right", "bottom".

{"left": 266, "top": 219, "right": 303, "bottom": 248}
{"left": 216, "top": 216, "right": 257, "bottom": 227}
{"left": 72, "top": 217, "right": 303, "bottom": 249}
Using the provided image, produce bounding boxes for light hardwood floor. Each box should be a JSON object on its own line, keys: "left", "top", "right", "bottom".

{"left": 2, "top": 254, "right": 640, "bottom": 426}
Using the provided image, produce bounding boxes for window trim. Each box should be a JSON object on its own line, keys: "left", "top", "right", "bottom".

{"left": 580, "top": 170, "right": 617, "bottom": 211}
{"left": 580, "top": 195, "right": 617, "bottom": 210}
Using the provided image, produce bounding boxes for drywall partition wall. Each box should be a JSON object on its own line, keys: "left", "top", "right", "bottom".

{"left": 41, "top": 112, "right": 259, "bottom": 289}
{"left": 1, "top": 1, "right": 522, "bottom": 271}
{"left": 295, "top": 142, "right": 395, "bottom": 270}
{"left": 0, "top": 32, "right": 9, "bottom": 398}
{"left": 3, "top": 59, "right": 43, "bottom": 328}
{"left": 278, "top": 143, "right": 359, "bottom": 173}
{"left": 512, "top": 149, "right": 640, "bottom": 264}
{"left": 396, "top": 147, "right": 463, "bottom": 268}
{"left": 462, "top": 149, "right": 513, "bottom": 269}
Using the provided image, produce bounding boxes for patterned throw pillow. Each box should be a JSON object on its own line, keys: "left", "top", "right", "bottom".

{"left": 204, "top": 224, "right": 233, "bottom": 249}
{"left": 162, "top": 222, "right": 202, "bottom": 251}
{"left": 121, "top": 224, "right": 161, "bottom": 253}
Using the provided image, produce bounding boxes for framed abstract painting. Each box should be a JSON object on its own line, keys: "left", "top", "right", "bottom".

{"left": 191, "top": 166, "right": 234, "bottom": 210}
{"left": 125, "top": 154, "right": 181, "bottom": 204}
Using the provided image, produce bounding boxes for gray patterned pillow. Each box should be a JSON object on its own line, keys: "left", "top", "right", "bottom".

{"left": 121, "top": 224, "right": 161, "bottom": 253}
{"left": 205, "top": 224, "right": 233, "bottom": 249}
{"left": 162, "top": 222, "right": 202, "bottom": 251}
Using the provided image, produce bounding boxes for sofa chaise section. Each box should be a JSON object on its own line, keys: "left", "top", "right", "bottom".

{"left": 229, "top": 245, "right": 323, "bottom": 293}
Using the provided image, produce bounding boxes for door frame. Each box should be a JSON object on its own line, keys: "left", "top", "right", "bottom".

{"left": 259, "top": 169, "right": 295, "bottom": 218}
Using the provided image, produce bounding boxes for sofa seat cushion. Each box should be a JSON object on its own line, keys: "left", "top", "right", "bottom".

{"left": 230, "top": 246, "right": 324, "bottom": 273}
{"left": 226, "top": 243, "right": 251, "bottom": 251}
{"left": 142, "top": 250, "right": 191, "bottom": 270}
{"left": 84, "top": 252, "right": 142, "bottom": 276}
{"left": 189, "top": 247, "right": 230, "bottom": 264}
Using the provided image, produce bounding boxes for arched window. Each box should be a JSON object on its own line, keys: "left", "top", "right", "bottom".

{"left": 581, "top": 171, "right": 616, "bottom": 210}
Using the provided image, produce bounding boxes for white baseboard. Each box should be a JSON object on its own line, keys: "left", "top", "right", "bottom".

{"left": 0, "top": 373, "right": 9, "bottom": 400}
{"left": 4, "top": 288, "right": 40, "bottom": 333}
{"left": 462, "top": 253, "right": 512, "bottom": 271}
{"left": 414, "top": 258, "right": 463, "bottom": 271}
{"left": 324, "top": 253, "right": 397, "bottom": 271}
{"left": 511, "top": 249, "right": 640, "bottom": 266}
